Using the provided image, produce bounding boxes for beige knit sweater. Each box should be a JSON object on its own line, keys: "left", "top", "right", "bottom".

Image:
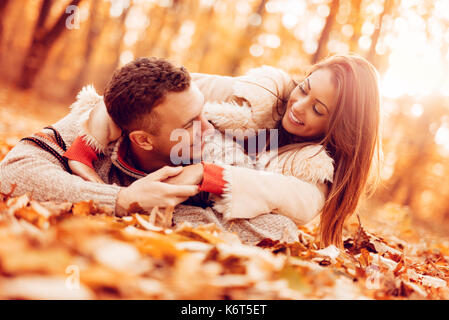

{"left": 0, "top": 113, "right": 125, "bottom": 208}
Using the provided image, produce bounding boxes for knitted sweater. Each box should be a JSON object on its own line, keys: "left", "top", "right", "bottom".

{"left": 0, "top": 113, "right": 124, "bottom": 208}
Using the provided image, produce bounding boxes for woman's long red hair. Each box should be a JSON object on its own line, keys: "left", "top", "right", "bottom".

{"left": 314, "top": 54, "right": 381, "bottom": 247}
{"left": 273, "top": 54, "right": 382, "bottom": 247}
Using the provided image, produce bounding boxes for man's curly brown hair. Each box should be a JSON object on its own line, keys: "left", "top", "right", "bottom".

{"left": 104, "top": 57, "right": 191, "bottom": 134}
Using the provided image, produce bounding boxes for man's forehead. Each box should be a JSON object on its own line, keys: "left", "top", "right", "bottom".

{"left": 155, "top": 84, "right": 204, "bottom": 122}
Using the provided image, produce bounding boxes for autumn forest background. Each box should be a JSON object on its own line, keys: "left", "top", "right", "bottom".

{"left": 1, "top": 0, "right": 449, "bottom": 234}
{"left": 0, "top": 0, "right": 449, "bottom": 300}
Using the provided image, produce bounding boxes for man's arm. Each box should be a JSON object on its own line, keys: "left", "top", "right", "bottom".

{"left": 0, "top": 141, "right": 121, "bottom": 208}
{"left": 0, "top": 142, "right": 199, "bottom": 215}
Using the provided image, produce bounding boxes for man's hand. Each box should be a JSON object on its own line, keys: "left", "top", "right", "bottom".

{"left": 163, "top": 163, "right": 204, "bottom": 186}
{"left": 115, "top": 166, "right": 199, "bottom": 216}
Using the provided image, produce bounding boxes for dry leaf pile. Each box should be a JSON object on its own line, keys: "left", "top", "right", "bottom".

{"left": 0, "top": 187, "right": 449, "bottom": 300}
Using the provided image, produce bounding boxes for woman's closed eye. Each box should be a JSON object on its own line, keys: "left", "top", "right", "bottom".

{"left": 298, "top": 82, "right": 324, "bottom": 116}
{"left": 313, "top": 105, "right": 324, "bottom": 116}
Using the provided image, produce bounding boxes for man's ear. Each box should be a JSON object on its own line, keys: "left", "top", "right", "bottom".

{"left": 128, "top": 130, "right": 154, "bottom": 151}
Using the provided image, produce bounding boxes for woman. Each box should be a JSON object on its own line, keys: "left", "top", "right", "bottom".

{"left": 66, "top": 53, "right": 381, "bottom": 247}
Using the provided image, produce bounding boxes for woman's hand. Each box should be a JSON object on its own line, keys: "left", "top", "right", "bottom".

{"left": 68, "top": 159, "right": 105, "bottom": 184}
{"left": 163, "top": 163, "right": 204, "bottom": 186}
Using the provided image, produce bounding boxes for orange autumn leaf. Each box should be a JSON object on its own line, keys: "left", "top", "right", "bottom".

{"left": 72, "top": 201, "right": 95, "bottom": 216}
{"left": 358, "top": 248, "right": 372, "bottom": 268}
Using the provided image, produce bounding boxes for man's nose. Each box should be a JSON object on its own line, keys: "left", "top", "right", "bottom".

{"left": 200, "top": 115, "right": 214, "bottom": 135}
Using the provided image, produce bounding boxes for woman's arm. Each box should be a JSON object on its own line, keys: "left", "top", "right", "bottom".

{"left": 199, "top": 145, "right": 334, "bottom": 225}
{"left": 192, "top": 73, "right": 237, "bottom": 103}
{"left": 65, "top": 86, "right": 122, "bottom": 181}
{"left": 199, "top": 164, "right": 327, "bottom": 225}
{"left": 193, "top": 67, "right": 295, "bottom": 132}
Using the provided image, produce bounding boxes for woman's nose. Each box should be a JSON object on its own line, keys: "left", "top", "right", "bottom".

{"left": 291, "top": 100, "right": 306, "bottom": 115}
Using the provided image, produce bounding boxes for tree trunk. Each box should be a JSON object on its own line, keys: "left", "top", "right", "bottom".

{"left": 134, "top": 5, "right": 163, "bottom": 57}
{"left": 312, "top": 0, "right": 339, "bottom": 64}
{"left": 71, "top": 0, "right": 101, "bottom": 94}
{"left": 366, "top": 0, "right": 394, "bottom": 68}
{"left": 160, "top": 0, "right": 184, "bottom": 58}
{"left": 197, "top": 5, "right": 215, "bottom": 71}
{"left": 228, "top": 0, "right": 268, "bottom": 75}
{"left": 0, "top": 0, "right": 11, "bottom": 47}
{"left": 348, "top": 0, "right": 362, "bottom": 52}
{"left": 107, "top": 6, "right": 130, "bottom": 75}
{"left": 17, "top": 0, "right": 83, "bottom": 90}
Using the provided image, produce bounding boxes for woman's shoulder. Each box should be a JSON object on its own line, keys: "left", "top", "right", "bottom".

{"left": 266, "top": 144, "right": 334, "bottom": 184}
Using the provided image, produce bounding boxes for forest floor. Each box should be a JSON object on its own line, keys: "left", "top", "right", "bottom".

{"left": 1, "top": 85, "right": 449, "bottom": 300}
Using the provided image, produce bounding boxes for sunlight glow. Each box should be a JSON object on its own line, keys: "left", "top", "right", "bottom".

{"left": 119, "top": 50, "right": 134, "bottom": 66}
{"left": 380, "top": 2, "right": 449, "bottom": 97}
{"left": 266, "top": 0, "right": 306, "bottom": 15}
{"left": 381, "top": 35, "right": 446, "bottom": 97}
{"left": 249, "top": 44, "right": 264, "bottom": 57}
{"left": 435, "top": 125, "right": 449, "bottom": 150}
{"left": 109, "top": 0, "right": 130, "bottom": 17}
{"left": 410, "top": 103, "right": 424, "bottom": 118}
{"left": 258, "top": 34, "right": 281, "bottom": 49}
{"left": 282, "top": 13, "right": 298, "bottom": 29}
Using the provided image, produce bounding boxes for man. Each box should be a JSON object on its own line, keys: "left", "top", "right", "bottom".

{"left": 0, "top": 57, "right": 213, "bottom": 216}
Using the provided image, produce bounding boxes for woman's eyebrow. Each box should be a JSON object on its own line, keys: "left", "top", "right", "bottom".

{"left": 307, "top": 78, "right": 330, "bottom": 113}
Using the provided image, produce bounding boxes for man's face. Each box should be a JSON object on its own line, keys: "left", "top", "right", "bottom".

{"left": 149, "top": 83, "right": 214, "bottom": 163}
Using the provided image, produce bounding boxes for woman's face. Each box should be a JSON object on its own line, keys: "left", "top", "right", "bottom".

{"left": 282, "top": 68, "right": 336, "bottom": 139}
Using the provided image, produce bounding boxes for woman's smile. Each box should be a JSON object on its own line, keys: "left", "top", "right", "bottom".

{"left": 288, "top": 108, "right": 305, "bottom": 126}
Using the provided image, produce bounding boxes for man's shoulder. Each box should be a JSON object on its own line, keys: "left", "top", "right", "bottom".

{"left": 49, "top": 112, "right": 83, "bottom": 147}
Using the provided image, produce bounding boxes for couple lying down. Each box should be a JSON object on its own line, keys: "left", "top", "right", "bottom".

{"left": 0, "top": 54, "right": 381, "bottom": 247}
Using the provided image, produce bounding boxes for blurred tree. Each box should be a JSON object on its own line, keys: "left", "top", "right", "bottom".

{"left": 228, "top": 0, "right": 268, "bottom": 75}
{"left": 366, "top": 0, "right": 394, "bottom": 70}
{"left": 105, "top": 5, "right": 130, "bottom": 75}
{"left": 196, "top": 4, "right": 215, "bottom": 70}
{"left": 17, "top": 0, "right": 83, "bottom": 90}
{"left": 312, "top": 0, "right": 339, "bottom": 64}
{"left": 135, "top": 4, "right": 160, "bottom": 58}
{"left": 376, "top": 96, "right": 449, "bottom": 213}
{"left": 70, "top": 0, "right": 102, "bottom": 95}
{"left": 0, "top": 0, "right": 11, "bottom": 49}
{"left": 160, "top": 0, "right": 187, "bottom": 58}
{"left": 348, "top": 0, "right": 362, "bottom": 52}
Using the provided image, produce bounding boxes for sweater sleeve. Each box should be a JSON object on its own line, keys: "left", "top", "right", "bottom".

{"left": 210, "top": 165, "right": 326, "bottom": 225}
{"left": 0, "top": 140, "right": 121, "bottom": 211}
{"left": 199, "top": 144, "right": 334, "bottom": 225}
{"left": 194, "top": 67, "right": 295, "bottom": 132}
{"left": 198, "top": 162, "right": 226, "bottom": 195}
{"left": 191, "top": 73, "right": 237, "bottom": 103}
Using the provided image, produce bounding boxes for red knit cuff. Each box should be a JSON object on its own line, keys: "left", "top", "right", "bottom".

{"left": 63, "top": 136, "right": 98, "bottom": 169}
{"left": 198, "top": 162, "right": 226, "bottom": 195}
